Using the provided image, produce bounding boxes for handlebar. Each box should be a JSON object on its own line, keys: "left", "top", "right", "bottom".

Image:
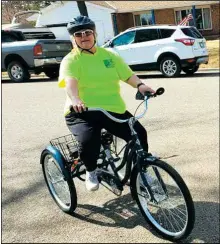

{"left": 69, "top": 87, "right": 165, "bottom": 123}
{"left": 136, "top": 87, "right": 165, "bottom": 100}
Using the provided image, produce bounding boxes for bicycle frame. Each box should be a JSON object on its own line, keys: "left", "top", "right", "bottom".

{"left": 70, "top": 94, "right": 164, "bottom": 201}
{"left": 70, "top": 95, "right": 149, "bottom": 181}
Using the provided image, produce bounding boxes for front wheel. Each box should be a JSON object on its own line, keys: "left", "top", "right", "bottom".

{"left": 41, "top": 150, "right": 77, "bottom": 213}
{"left": 130, "top": 159, "right": 195, "bottom": 241}
{"left": 160, "top": 57, "right": 181, "bottom": 77}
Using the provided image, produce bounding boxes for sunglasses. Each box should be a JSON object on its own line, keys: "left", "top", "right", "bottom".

{"left": 74, "top": 30, "right": 94, "bottom": 38}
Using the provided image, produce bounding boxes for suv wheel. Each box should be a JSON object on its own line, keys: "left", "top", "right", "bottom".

{"left": 44, "top": 69, "right": 59, "bottom": 79}
{"left": 160, "top": 57, "right": 181, "bottom": 77}
{"left": 7, "top": 61, "right": 30, "bottom": 82}
{"left": 182, "top": 65, "right": 199, "bottom": 75}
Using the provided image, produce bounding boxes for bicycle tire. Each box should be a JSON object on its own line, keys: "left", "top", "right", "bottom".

{"left": 130, "top": 159, "right": 195, "bottom": 241}
{"left": 41, "top": 149, "right": 77, "bottom": 213}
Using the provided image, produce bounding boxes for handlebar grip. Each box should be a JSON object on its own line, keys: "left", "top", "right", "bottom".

{"left": 135, "top": 91, "right": 145, "bottom": 100}
{"left": 144, "top": 91, "right": 153, "bottom": 97}
{"left": 136, "top": 87, "right": 165, "bottom": 100}
{"left": 145, "top": 87, "right": 165, "bottom": 97}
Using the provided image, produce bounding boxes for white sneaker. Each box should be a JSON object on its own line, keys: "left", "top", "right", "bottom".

{"left": 86, "top": 170, "right": 99, "bottom": 191}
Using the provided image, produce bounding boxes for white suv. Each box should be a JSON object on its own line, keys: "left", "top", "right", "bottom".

{"left": 103, "top": 25, "right": 209, "bottom": 77}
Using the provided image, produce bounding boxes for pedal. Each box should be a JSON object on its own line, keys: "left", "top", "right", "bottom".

{"left": 112, "top": 188, "right": 122, "bottom": 196}
{"left": 97, "top": 169, "right": 123, "bottom": 195}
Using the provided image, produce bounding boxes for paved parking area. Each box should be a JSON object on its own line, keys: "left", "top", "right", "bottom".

{"left": 1, "top": 71, "right": 219, "bottom": 243}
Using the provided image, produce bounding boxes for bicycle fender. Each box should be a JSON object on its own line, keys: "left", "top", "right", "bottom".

{"left": 40, "top": 145, "right": 70, "bottom": 180}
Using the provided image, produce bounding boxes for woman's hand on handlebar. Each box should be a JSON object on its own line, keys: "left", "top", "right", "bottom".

{"left": 138, "top": 84, "right": 156, "bottom": 96}
{"left": 71, "top": 97, "right": 86, "bottom": 113}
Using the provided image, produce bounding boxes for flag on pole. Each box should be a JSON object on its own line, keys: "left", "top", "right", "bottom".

{"left": 178, "top": 14, "right": 193, "bottom": 26}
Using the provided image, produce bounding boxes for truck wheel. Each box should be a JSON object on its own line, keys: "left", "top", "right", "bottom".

{"left": 44, "top": 69, "right": 59, "bottom": 79}
{"left": 7, "top": 61, "right": 30, "bottom": 82}
{"left": 182, "top": 65, "right": 199, "bottom": 75}
{"left": 160, "top": 56, "right": 181, "bottom": 77}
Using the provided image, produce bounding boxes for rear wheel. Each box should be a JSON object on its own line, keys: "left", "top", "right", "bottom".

{"left": 160, "top": 57, "right": 181, "bottom": 77}
{"left": 41, "top": 150, "right": 77, "bottom": 213}
{"left": 182, "top": 65, "right": 199, "bottom": 75}
{"left": 130, "top": 159, "right": 195, "bottom": 241}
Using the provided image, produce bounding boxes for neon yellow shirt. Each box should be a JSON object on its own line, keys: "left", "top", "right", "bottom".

{"left": 58, "top": 46, "right": 134, "bottom": 115}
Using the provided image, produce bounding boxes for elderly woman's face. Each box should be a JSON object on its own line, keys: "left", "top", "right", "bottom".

{"left": 73, "top": 29, "right": 95, "bottom": 49}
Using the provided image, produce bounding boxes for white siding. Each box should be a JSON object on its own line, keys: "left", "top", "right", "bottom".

{"left": 35, "top": 1, "right": 115, "bottom": 45}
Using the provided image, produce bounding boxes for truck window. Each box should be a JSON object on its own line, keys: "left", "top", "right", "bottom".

{"left": 2, "top": 31, "right": 24, "bottom": 42}
{"left": 2, "top": 33, "right": 19, "bottom": 43}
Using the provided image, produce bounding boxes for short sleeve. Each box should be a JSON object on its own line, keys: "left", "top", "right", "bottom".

{"left": 110, "top": 50, "right": 134, "bottom": 82}
{"left": 58, "top": 55, "right": 80, "bottom": 88}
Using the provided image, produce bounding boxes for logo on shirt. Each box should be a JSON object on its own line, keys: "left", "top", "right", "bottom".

{"left": 103, "top": 59, "right": 114, "bottom": 68}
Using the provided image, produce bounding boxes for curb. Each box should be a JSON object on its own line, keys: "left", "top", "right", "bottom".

{"left": 136, "top": 68, "right": 219, "bottom": 75}
{"left": 1, "top": 68, "right": 219, "bottom": 79}
{"left": 1, "top": 74, "right": 47, "bottom": 79}
{"left": 199, "top": 68, "right": 219, "bottom": 72}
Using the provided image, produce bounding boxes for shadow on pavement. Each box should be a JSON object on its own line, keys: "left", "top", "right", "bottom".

{"left": 1, "top": 180, "right": 46, "bottom": 208}
{"left": 1, "top": 77, "right": 57, "bottom": 84}
{"left": 138, "top": 71, "right": 219, "bottom": 79}
{"left": 70, "top": 193, "right": 219, "bottom": 243}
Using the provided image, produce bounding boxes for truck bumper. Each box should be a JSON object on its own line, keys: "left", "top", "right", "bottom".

{"left": 34, "top": 57, "right": 63, "bottom": 67}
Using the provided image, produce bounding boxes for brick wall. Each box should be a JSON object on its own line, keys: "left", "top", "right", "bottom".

{"left": 155, "top": 9, "right": 176, "bottom": 24}
{"left": 114, "top": 4, "right": 219, "bottom": 37}
{"left": 115, "top": 13, "right": 134, "bottom": 33}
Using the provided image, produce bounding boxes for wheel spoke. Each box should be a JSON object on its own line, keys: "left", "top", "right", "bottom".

{"left": 44, "top": 155, "right": 72, "bottom": 209}
{"left": 135, "top": 162, "right": 192, "bottom": 238}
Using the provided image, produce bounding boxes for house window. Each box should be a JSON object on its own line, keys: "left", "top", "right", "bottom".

{"left": 134, "top": 12, "right": 153, "bottom": 26}
{"left": 175, "top": 7, "right": 211, "bottom": 30}
{"left": 175, "top": 9, "right": 194, "bottom": 26}
{"left": 201, "top": 8, "right": 211, "bottom": 29}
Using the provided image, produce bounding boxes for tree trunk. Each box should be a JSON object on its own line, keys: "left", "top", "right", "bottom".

{"left": 77, "top": 1, "right": 88, "bottom": 16}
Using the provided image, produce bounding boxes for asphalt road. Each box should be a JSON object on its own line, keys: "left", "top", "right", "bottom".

{"left": 1, "top": 71, "right": 219, "bottom": 243}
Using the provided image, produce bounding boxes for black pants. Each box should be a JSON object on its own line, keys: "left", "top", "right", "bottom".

{"left": 65, "top": 110, "right": 148, "bottom": 172}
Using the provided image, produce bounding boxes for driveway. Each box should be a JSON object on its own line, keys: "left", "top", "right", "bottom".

{"left": 2, "top": 71, "right": 219, "bottom": 243}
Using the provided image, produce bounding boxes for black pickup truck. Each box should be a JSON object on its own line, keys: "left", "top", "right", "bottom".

{"left": 2, "top": 29, "right": 72, "bottom": 82}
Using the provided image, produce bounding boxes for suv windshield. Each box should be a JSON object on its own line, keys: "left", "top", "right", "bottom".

{"left": 181, "top": 27, "right": 203, "bottom": 39}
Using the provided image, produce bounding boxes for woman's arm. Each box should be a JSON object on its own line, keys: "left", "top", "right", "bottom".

{"left": 126, "top": 74, "right": 156, "bottom": 94}
{"left": 66, "top": 77, "right": 86, "bottom": 113}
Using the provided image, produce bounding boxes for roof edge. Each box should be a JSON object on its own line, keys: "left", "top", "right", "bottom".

{"left": 105, "top": 1, "right": 117, "bottom": 10}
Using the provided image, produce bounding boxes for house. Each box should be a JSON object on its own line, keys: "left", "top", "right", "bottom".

{"left": 105, "top": 1, "right": 219, "bottom": 39}
{"left": 27, "top": 1, "right": 116, "bottom": 46}
{"left": 28, "top": 1, "right": 219, "bottom": 45}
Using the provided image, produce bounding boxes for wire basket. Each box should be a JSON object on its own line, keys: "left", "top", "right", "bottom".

{"left": 50, "top": 134, "right": 79, "bottom": 163}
